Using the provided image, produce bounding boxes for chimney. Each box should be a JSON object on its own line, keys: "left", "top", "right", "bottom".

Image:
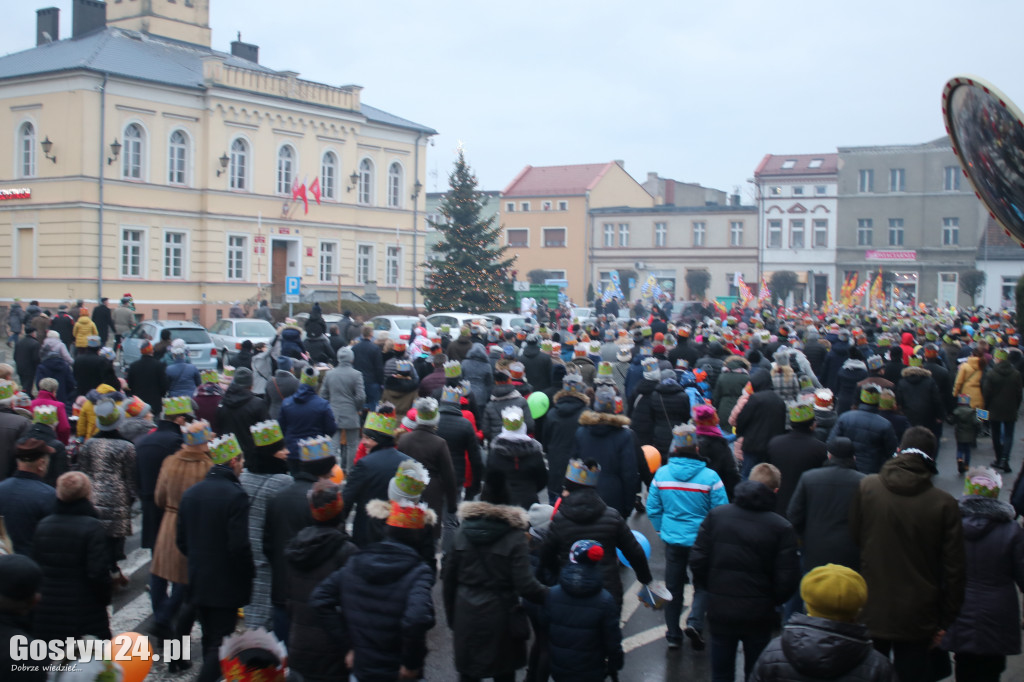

{"left": 37, "top": 7, "right": 59, "bottom": 45}
{"left": 613, "top": 159, "right": 625, "bottom": 168}
{"left": 231, "top": 37, "right": 260, "bottom": 64}
{"left": 730, "top": 193, "right": 741, "bottom": 207}
{"left": 72, "top": 0, "right": 106, "bottom": 39}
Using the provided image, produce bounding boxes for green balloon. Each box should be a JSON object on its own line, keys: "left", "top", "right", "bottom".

{"left": 527, "top": 391, "right": 550, "bottom": 419}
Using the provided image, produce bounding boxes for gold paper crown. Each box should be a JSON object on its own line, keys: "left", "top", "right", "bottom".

{"left": 33, "top": 405, "right": 58, "bottom": 425}
{"left": 565, "top": 459, "right": 599, "bottom": 486}
{"left": 162, "top": 395, "right": 193, "bottom": 417}
{"left": 501, "top": 405, "right": 525, "bottom": 432}
{"left": 181, "top": 419, "right": 214, "bottom": 446}
{"left": 298, "top": 435, "right": 332, "bottom": 462}
{"left": 0, "top": 381, "right": 14, "bottom": 401}
{"left": 210, "top": 434, "right": 243, "bottom": 464}
{"left": 671, "top": 423, "right": 697, "bottom": 450}
{"left": 787, "top": 398, "right": 815, "bottom": 423}
{"left": 393, "top": 460, "right": 430, "bottom": 497}
{"left": 386, "top": 500, "right": 428, "bottom": 529}
{"left": 200, "top": 369, "right": 220, "bottom": 384}
{"left": 250, "top": 420, "right": 284, "bottom": 447}
{"left": 413, "top": 397, "right": 439, "bottom": 422}
{"left": 440, "top": 385, "right": 464, "bottom": 404}
{"left": 218, "top": 627, "right": 287, "bottom": 682}
{"left": 222, "top": 366, "right": 236, "bottom": 377}
{"left": 443, "top": 361, "right": 462, "bottom": 378}
{"left": 364, "top": 403, "right": 398, "bottom": 435}
{"left": 597, "top": 361, "right": 613, "bottom": 377}
{"left": 300, "top": 367, "right": 319, "bottom": 387}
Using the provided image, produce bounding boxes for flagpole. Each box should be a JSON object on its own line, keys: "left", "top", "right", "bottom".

{"left": 257, "top": 211, "right": 262, "bottom": 298}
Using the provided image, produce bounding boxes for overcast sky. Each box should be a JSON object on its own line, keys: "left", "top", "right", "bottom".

{"left": 5, "top": 1, "right": 1024, "bottom": 199}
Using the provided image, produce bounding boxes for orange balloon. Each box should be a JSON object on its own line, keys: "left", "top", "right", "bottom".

{"left": 642, "top": 445, "right": 662, "bottom": 474}
{"left": 112, "top": 632, "right": 152, "bottom": 682}
{"left": 330, "top": 464, "right": 346, "bottom": 484}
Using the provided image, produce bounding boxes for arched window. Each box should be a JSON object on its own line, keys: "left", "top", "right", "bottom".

{"left": 229, "top": 138, "right": 248, "bottom": 190}
{"left": 358, "top": 158, "right": 374, "bottom": 205}
{"left": 168, "top": 130, "right": 188, "bottom": 185}
{"left": 387, "top": 162, "right": 403, "bottom": 208}
{"left": 122, "top": 123, "right": 144, "bottom": 179}
{"left": 321, "top": 151, "right": 337, "bottom": 200}
{"left": 277, "top": 145, "right": 295, "bottom": 195}
{"left": 18, "top": 122, "right": 36, "bottom": 178}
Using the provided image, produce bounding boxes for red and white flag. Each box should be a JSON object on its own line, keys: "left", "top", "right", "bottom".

{"left": 758, "top": 274, "right": 771, "bottom": 302}
{"left": 291, "top": 177, "right": 309, "bottom": 214}
{"left": 853, "top": 280, "right": 870, "bottom": 298}
{"left": 309, "top": 177, "right": 321, "bottom": 205}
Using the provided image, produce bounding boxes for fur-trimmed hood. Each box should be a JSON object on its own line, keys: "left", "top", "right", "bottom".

{"left": 457, "top": 500, "right": 529, "bottom": 529}
{"left": 900, "top": 366, "right": 932, "bottom": 381}
{"left": 841, "top": 359, "right": 867, "bottom": 372}
{"left": 724, "top": 356, "right": 751, "bottom": 371}
{"left": 553, "top": 389, "right": 590, "bottom": 407}
{"left": 578, "top": 410, "right": 631, "bottom": 427}
{"left": 365, "top": 498, "right": 438, "bottom": 526}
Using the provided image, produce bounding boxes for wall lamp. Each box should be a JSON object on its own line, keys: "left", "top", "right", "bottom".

{"left": 347, "top": 170, "right": 360, "bottom": 192}
{"left": 107, "top": 138, "right": 121, "bottom": 165}
{"left": 40, "top": 136, "right": 56, "bottom": 163}
{"left": 216, "top": 153, "right": 230, "bottom": 177}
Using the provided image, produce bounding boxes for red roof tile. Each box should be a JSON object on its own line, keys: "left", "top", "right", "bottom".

{"left": 503, "top": 162, "right": 617, "bottom": 197}
{"left": 754, "top": 153, "right": 838, "bottom": 178}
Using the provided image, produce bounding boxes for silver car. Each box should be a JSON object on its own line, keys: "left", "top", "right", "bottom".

{"left": 120, "top": 320, "right": 218, "bottom": 371}
{"left": 208, "top": 318, "right": 277, "bottom": 354}
{"left": 368, "top": 315, "right": 438, "bottom": 343}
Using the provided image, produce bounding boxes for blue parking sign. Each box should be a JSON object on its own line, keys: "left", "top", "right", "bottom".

{"left": 285, "top": 276, "right": 301, "bottom": 295}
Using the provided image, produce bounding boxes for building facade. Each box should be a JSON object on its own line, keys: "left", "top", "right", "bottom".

{"left": 0, "top": 0, "right": 435, "bottom": 325}
{"left": 976, "top": 217, "right": 1024, "bottom": 309}
{"left": 835, "top": 138, "right": 985, "bottom": 307}
{"left": 499, "top": 161, "right": 653, "bottom": 303}
{"left": 589, "top": 203, "right": 758, "bottom": 303}
{"left": 753, "top": 153, "right": 839, "bottom": 306}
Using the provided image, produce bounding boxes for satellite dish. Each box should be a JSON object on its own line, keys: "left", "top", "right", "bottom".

{"left": 943, "top": 75, "right": 1024, "bottom": 246}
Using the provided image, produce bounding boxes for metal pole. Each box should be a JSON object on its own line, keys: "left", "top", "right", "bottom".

{"left": 411, "top": 133, "right": 424, "bottom": 311}
{"left": 98, "top": 73, "right": 108, "bottom": 300}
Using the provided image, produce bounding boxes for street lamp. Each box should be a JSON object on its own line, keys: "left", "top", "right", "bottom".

{"left": 40, "top": 136, "right": 56, "bottom": 163}
{"left": 216, "top": 153, "right": 229, "bottom": 177}
{"left": 107, "top": 138, "right": 121, "bottom": 165}
{"left": 347, "top": 170, "right": 360, "bottom": 192}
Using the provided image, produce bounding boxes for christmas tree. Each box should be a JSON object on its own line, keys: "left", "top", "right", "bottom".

{"left": 420, "top": 149, "right": 515, "bottom": 312}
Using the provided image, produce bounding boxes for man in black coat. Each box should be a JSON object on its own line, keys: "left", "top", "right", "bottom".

{"left": 126, "top": 342, "right": 168, "bottom": 414}
{"left": 667, "top": 327, "right": 700, "bottom": 370}
{"left": 215, "top": 368, "right": 270, "bottom": 456}
{"left": 923, "top": 344, "right": 954, "bottom": 417}
{"left": 13, "top": 327, "right": 40, "bottom": 393}
{"left": 895, "top": 360, "right": 944, "bottom": 435}
{"left": 735, "top": 369, "right": 787, "bottom": 477}
{"left": 0, "top": 440, "right": 56, "bottom": 555}
{"left": 177, "top": 444, "right": 254, "bottom": 682}
{"left": 765, "top": 398, "right": 828, "bottom": 515}
{"left": 828, "top": 385, "right": 898, "bottom": 475}
{"left": 691, "top": 463, "right": 800, "bottom": 682}
{"left": 540, "top": 379, "right": 590, "bottom": 498}
{"left": 801, "top": 328, "right": 829, "bottom": 380}
{"left": 435, "top": 387, "right": 483, "bottom": 492}
{"left": 91, "top": 298, "right": 112, "bottom": 346}
{"left": 352, "top": 326, "right": 384, "bottom": 409}
{"left": 0, "top": 555, "right": 47, "bottom": 682}
{"left": 48, "top": 305, "right": 75, "bottom": 351}
{"left": 72, "top": 343, "right": 114, "bottom": 398}
{"left": 520, "top": 335, "right": 553, "bottom": 392}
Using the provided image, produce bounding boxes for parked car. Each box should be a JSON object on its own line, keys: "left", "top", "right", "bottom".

{"left": 482, "top": 313, "right": 536, "bottom": 330}
{"left": 120, "top": 320, "right": 218, "bottom": 371}
{"left": 208, "top": 318, "right": 277, "bottom": 354}
{"left": 368, "top": 316, "right": 438, "bottom": 343}
{"left": 426, "top": 312, "right": 490, "bottom": 331}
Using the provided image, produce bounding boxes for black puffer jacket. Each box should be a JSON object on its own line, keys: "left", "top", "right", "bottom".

{"left": 896, "top": 366, "right": 944, "bottom": 427}
{"left": 632, "top": 380, "right": 691, "bottom": 456}
{"left": 828, "top": 405, "right": 898, "bottom": 475}
{"left": 786, "top": 459, "right": 864, "bottom": 571}
{"left": 487, "top": 436, "right": 548, "bottom": 510}
{"left": 436, "top": 403, "right": 483, "bottom": 493}
{"left": 311, "top": 540, "right": 435, "bottom": 682}
{"left": 215, "top": 385, "right": 270, "bottom": 454}
{"left": 541, "top": 563, "right": 623, "bottom": 681}
{"left": 482, "top": 385, "right": 534, "bottom": 440}
{"left": 735, "top": 370, "right": 786, "bottom": 456}
{"left": 284, "top": 525, "right": 358, "bottom": 682}
{"left": 698, "top": 433, "right": 740, "bottom": 502}
{"left": 541, "top": 391, "right": 589, "bottom": 493}
{"left": 696, "top": 343, "right": 727, "bottom": 391}
{"left": 262, "top": 473, "right": 317, "bottom": 607}
{"left": 521, "top": 343, "right": 554, "bottom": 392}
{"left": 925, "top": 359, "right": 956, "bottom": 416}
{"left": 835, "top": 359, "right": 868, "bottom": 415}
{"left": 690, "top": 480, "right": 800, "bottom": 636}
{"left": 338, "top": 445, "right": 411, "bottom": 546}
{"left": 540, "top": 488, "right": 652, "bottom": 606}
{"left": 802, "top": 338, "right": 829, "bottom": 379}
{"left": 31, "top": 498, "right": 112, "bottom": 640}
{"left": 982, "top": 360, "right": 1024, "bottom": 423}
{"left": 574, "top": 411, "right": 643, "bottom": 517}
{"left": 749, "top": 613, "right": 893, "bottom": 682}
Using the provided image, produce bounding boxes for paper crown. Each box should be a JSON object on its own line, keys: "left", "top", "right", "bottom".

{"left": 876, "top": 336, "right": 892, "bottom": 347}
{"left": 386, "top": 500, "right": 429, "bottom": 529}
{"left": 964, "top": 466, "right": 1003, "bottom": 498}
{"left": 866, "top": 355, "right": 883, "bottom": 371}
{"left": 502, "top": 405, "right": 525, "bottom": 431}
{"left": 907, "top": 355, "right": 923, "bottom": 367}
{"left": 33, "top": 404, "right": 58, "bottom": 425}
{"left": 218, "top": 627, "right": 287, "bottom": 682}
{"left": 640, "top": 326, "right": 652, "bottom": 337}
{"left": 395, "top": 359, "right": 413, "bottom": 374}
{"left": 588, "top": 341, "right": 601, "bottom": 354}
{"left": 0, "top": 381, "right": 14, "bottom": 401}
{"left": 814, "top": 389, "right": 834, "bottom": 409}
{"left": 222, "top": 366, "right": 236, "bottom": 378}
{"left": 297, "top": 435, "right": 332, "bottom": 462}
{"left": 414, "top": 397, "right": 439, "bottom": 425}
{"left": 540, "top": 340, "right": 553, "bottom": 352}
{"left": 641, "top": 357, "right": 659, "bottom": 373}
{"left": 508, "top": 362, "right": 525, "bottom": 379}
{"left": 182, "top": 419, "right": 215, "bottom": 446}
{"left": 440, "top": 385, "right": 463, "bottom": 404}
{"left": 550, "top": 342, "right": 561, "bottom": 354}
{"left": 593, "top": 386, "right": 617, "bottom": 414}
{"left": 878, "top": 389, "right": 896, "bottom": 410}
{"left": 210, "top": 434, "right": 243, "bottom": 464}
{"left": 94, "top": 399, "right": 123, "bottom": 430}
{"left": 787, "top": 397, "right": 815, "bottom": 424}
{"left": 443, "top": 360, "right": 462, "bottom": 378}
{"left": 573, "top": 346, "right": 588, "bottom": 357}
{"left": 565, "top": 459, "right": 600, "bottom": 487}
{"left": 995, "top": 347, "right": 1010, "bottom": 361}
{"left": 250, "top": 420, "right": 284, "bottom": 447}
{"left": 860, "top": 385, "right": 881, "bottom": 405}
{"left": 200, "top": 369, "right": 220, "bottom": 384}
{"left": 597, "top": 361, "right": 614, "bottom": 378}
{"left": 300, "top": 367, "right": 319, "bottom": 387}
{"left": 617, "top": 346, "right": 633, "bottom": 361}
{"left": 162, "top": 395, "right": 193, "bottom": 417}
{"left": 671, "top": 423, "right": 698, "bottom": 450}
{"left": 392, "top": 460, "right": 430, "bottom": 499}
{"left": 364, "top": 402, "right": 398, "bottom": 435}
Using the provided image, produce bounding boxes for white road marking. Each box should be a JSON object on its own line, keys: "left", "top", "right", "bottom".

{"left": 619, "top": 580, "right": 642, "bottom": 626}
{"left": 119, "top": 547, "right": 151, "bottom": 580}
{"left": 623, "top": 625, "right": 669, "bottom": 653}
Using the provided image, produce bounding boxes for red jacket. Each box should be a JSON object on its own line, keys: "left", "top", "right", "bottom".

{"left": 30, "top": 390, "right": 70, "bottom": 444}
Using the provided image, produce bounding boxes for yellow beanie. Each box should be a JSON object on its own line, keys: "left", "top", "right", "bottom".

{"left": 800, "top": 564, "right": 867, "bottom": 622}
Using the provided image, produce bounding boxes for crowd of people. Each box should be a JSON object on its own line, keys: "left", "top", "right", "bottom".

{"left": 1, "top": 297, "right": 1024, "bottom": 681}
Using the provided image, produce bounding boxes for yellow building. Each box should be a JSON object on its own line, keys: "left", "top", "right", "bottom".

{"left": 0, "top": 0, "right": 435, "bottom": 324}
{"left": 500, "top": 162, "right": 653, "bottom": 303}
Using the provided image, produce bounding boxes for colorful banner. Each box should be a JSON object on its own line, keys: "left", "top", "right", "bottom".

{"left": 758, "top": 274, "right": 771, "bottom": 303}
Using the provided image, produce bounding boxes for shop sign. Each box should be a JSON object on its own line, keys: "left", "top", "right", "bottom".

{"left": 866, "top": 250, "right": 916, "bottom": 261}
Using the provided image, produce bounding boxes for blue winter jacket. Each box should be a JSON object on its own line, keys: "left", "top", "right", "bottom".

{"left": 279, "top": 384, "right": 337, "bottom": 460}
{"left": 165, "top": 358, "right": 200, "bottom": 397}
{"left": 647, "top": 456, "right": 728, "bottom": 547}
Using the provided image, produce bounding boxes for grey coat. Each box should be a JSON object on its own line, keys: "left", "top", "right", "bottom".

{"left": 320, "top": 348, "right": 365, "bottom": 429}
{"left": 462, "top": 344, "right": 494, "bottom": 409}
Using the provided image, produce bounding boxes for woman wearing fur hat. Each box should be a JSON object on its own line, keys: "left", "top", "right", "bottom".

{"left": 487, "top": 405, "right": 548, "bottom": 511}
{"left": 443, "top": 473, "right": 548, "bottom": 682}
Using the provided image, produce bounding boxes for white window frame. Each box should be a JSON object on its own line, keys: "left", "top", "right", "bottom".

{"left": 520, "top": 201, "right": 530, "bottom": 212}
{"left": 387, "top": 161, "right": 403, "bottom": 209}
{"left": 857, "top": 218, "right": 873, "bottom": 246}
{"left": 767, "top": 220, "right": 782, "bottom": 248}
{"left": 229, "top": 136, "right": 250, "bottom": 191}
{"left": 120, "top": 227, "right": 146, "bottom": 278}
{"left": 812, "top": 219, "right": 828, "bottom": 248}
{"left": 618, "top": 223, "right": 629, "bottom": 247}
{"left": 386, "top": 245, "right": 402, "bottom": 286}
{"left": 321, "top": 150, "right": 338, "bottom": 200}
{"left": 730, "top": 221, "right": 743, "bottom": 247}
{"left": 944, "top": 166, "right": 961, "bottom": 191}
{"left": 692, "top": 221, "right": 706, "bottom": 247}
{"left": 17, "top": 121, "right": 36, "bottom": 179}
{"left": 858, "top": 169, "right": 874, "bottom": 193}
{"left": 789, "top": 220, "right": 804, "bottom": 249}
{"left": 356, "top": 243, "right": 375, "bottom": 284}
{"left": 226, "top": 234, "right": 249, "bottom": 281}
{"left": 276, "top": 144, "right": 296, "bottom": 196}
{"left": 603, "top": 223, "right": 615, "bottom": 247}
{"left": 888, "top": 218, "right": 905, "bottom": 247}
{"left": 505, "top": 202, "right": 515, "bottom": 212}
{"left": 543, "top": 227, "right": 567, "bottom": 248}
{"left": 167, "top": 129, "right": 190, "bottom": 186}
{"left": 889, "top": 168, "right": 906, "bottom": 192}
{"left": 506, "top": 228, "right": 529, "bottom": 248}
{"left": 162, "top": 229, "right": 188, "bottom": 279}
{"left": 122, "top": 122, "right": 147, "bottom": 181}
{"left": 654, "top": 221, "right": 667, "bottom": 247}
{"left": 358, "top": 157, "right": 374, "bottom": 206}
{"left": 319, "top": 240, "right": 338, "bottom": 283}
{"left": 942, "top": 217, "right": 960, "bottom": 246}
{"left": 558, "top": 200, "right": 568, "bottom": 211}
